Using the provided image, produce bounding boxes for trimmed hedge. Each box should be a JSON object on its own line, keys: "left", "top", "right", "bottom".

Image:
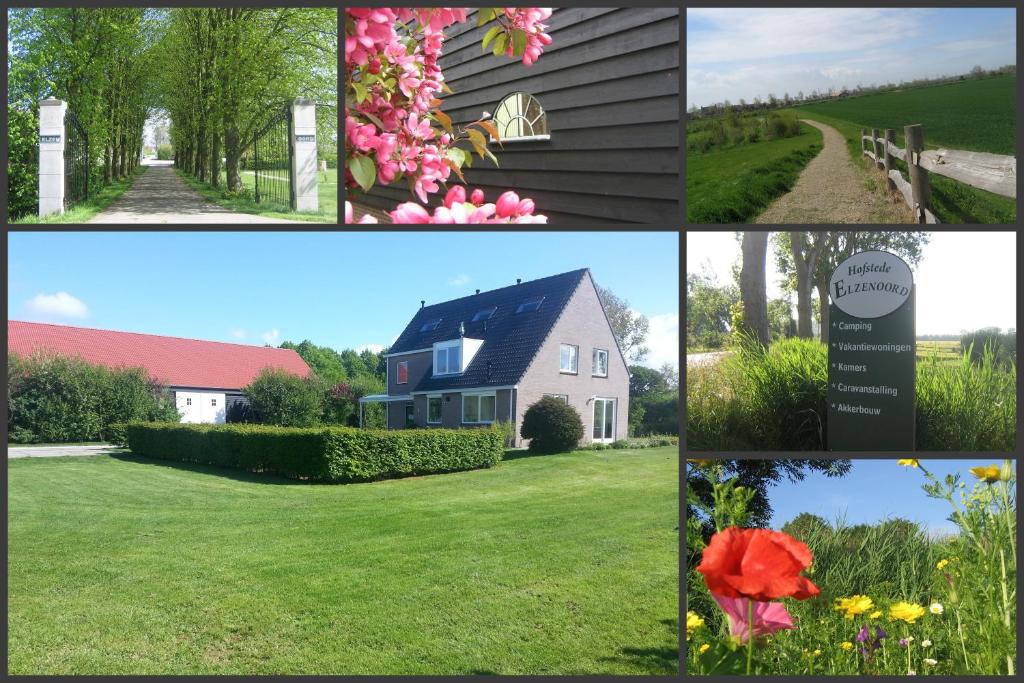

{"left": 125, "top": 423, "right": 506, "bottom": 483}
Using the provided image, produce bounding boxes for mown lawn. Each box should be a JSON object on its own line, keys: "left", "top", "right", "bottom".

{"left": 8, "top": 447, "right": 679, "bottom": 675}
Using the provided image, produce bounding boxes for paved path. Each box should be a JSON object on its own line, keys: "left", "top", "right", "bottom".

{"left": 755, "top": 119, "right": 912, "bottom": 224}
{"left": 88, "top": 160, "right": 301, "bottom": 224}
{"left": 8, "top": 444, "right": 123, "bottom": 458}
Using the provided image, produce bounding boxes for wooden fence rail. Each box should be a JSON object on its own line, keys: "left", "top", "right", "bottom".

{"left": 860, "top": 124, "right": 1016, "bottom": 224}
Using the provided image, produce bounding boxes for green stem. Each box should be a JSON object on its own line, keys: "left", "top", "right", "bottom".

{"left": 955, "top": 609, "right": 969, "bottom": 668}
{"left": 746, "top": 598, "right": 754, "bottom": 675}
{"left": 999, "top": 476, "right": 1016, "bottom": 559}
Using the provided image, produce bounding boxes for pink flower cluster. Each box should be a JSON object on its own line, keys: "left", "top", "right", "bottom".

{"left": 345, "top": 186, "right": 547, "bottom": 224}
{"left": 345, "top": 8, "right": 552, "bottom": 204}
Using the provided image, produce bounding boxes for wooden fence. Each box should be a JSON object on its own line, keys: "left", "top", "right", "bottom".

{"left": 861, "top": 124, "right": 1016, "bottom": 224}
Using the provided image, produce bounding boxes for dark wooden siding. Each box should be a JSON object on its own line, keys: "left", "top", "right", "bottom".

{"left": 361, "top": 7, "right": 680, "bottom": 225}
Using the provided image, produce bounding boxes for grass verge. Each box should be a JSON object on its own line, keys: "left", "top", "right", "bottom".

{"left": 686, "top": 123, "right": 823, "bottom": 223}
{"left": 176, "top": 168, "right": 337, "bottom": 223}
{"left": 11, "top": 168, "right": 145, "bottom": 224}
{"left": 8, "top": 446, "right": 678, "bottom": 674}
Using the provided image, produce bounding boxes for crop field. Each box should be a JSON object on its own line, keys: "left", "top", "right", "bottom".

{"left": 792, "top": 74, "right": 1016, "bottom": 223}
{"left": 686, "top": 124, "right": 822, "bottom": 223}
{"left": 686, "top": 459, "right": 1017, "bottom": 676}
{"left": 917, "top": 340, "right": 962, "bottom": 365}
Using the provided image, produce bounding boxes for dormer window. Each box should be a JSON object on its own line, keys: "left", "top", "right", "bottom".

{"left": 471, "top": 307, "right": 497, "bottom": 322}
{"left": 434, "top": 341, "right": 462, "bottom": 375}
{"left": 420, "top": 318, "right": 441, "bottom": 332}
{"left": 516, "top": 296, "right": 544, "bottom": 313}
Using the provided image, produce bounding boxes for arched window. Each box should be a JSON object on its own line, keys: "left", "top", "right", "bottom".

{"left": 491, "top": 92, "right": 549, "bottom": 142}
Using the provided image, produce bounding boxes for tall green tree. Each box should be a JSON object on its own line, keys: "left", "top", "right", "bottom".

{"left": 596, "top": 285, "right": 649, "bottom": 362}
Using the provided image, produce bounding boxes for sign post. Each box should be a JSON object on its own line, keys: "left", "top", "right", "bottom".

{"left": 827, "top": 250, "right": 915, "bottom": 450}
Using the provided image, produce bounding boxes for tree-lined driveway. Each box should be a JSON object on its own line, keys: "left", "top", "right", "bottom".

{"left": 88, "top": 160, "right": 300, "bottom": 224}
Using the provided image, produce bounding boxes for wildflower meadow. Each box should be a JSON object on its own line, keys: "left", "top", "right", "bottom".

{"left": 686, "top": 459, "right": 1017, "bottom": 675}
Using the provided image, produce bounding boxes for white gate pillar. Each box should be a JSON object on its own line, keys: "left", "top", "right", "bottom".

{"left": 38, "top": 98, "right": 67, "bottom": 216}
{"left": 290, "top": 97, "right": 318, "bottom": 212}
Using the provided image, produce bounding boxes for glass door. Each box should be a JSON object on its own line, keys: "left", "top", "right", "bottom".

{"left": 592, "top": 398, "right": 616, "bottom": 443}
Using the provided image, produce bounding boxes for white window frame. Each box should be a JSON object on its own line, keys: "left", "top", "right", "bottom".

{"left": 559, "top": 343, "right": 579, "bottom": 374}
{"left": 397, "top": 360, "right": 409, "bottom": 385}
{"left": 544, "top": 393, "right": 569, "bottom": 403}
{"left": 462, "top": 392, "right": 497, "bottom": 424}
{"left": 592, "top": 348, "right": 609, "bottom": 377}
{"left": 211, "top": 398, "right": 217, "bottom": 406}
{"left": 186, "top": 397, "right": 192, "bottom": 406}
{"left": 427, "top": 395, "right": 443, "bottom": 424}
{"left": 490, "top": 92, "right": 550, "bottom": 143}
{"left": 434, "top": 340, "right": 462, "bottom": 376}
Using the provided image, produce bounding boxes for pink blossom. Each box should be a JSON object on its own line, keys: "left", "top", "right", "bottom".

{"left": 390, "top": 202, "right": 432, "bottom": 223}
{"left": 444, "top": 185, "right": 466, "bottom": 208}
{"left": 470, "top": 188, "right": 485, "bottom": 204}
{"left": 495, "top": 191, "right": 520, "bottom": 218}
{"left": 712, "top": 593, "right": 795, "bottom": 644}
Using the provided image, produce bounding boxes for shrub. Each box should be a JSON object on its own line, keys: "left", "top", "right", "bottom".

{"left": 125, "top": 422, "right": 505, "bottom": 482}
{"left": 244, "top": 368, "right": 324, "bottom": 427}
{"left": 156, "top": 144, "right": 174, "bottom": 160}
{"left": 520, "top": 396, "right": 585, "bottom": 453}
{"left": 633, "top": 392, "right": 679, "bottom": 436}
{"left": 107, "top": 423, "right": 129, "bottom": 448}
{"left": 226, "top": 399, "right": 255, "bottom": 423}
{"left": 960, "top": 328, "right": 1015, "bottom": 368}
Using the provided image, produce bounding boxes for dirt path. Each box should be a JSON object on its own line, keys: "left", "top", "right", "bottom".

{"left": 755, "top": 119, "right": 912, "bottom": 224}
{"left": 88, "top": 161, "right": 301, "bottom": 224}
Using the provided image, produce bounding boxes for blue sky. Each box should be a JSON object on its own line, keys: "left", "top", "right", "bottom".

{"left": 687, "top": 8, "right": 1017, "bottom": 107}
{"left": 7, "top": 231, "right": 680, "bottom": 368}
{"left": 764, "top": 459, "right": 1013, "bottom": 537}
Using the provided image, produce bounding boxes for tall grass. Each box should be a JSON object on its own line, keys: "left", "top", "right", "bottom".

{"left": 686, "top": 339, "right": 1016, "bottom": 451}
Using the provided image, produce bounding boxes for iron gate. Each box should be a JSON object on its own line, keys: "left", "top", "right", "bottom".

{"left": 64, "top": 110, "right": 89, "bottom": 207}
{"left": 250, "top": 106, "right": 292, "bottom": 208}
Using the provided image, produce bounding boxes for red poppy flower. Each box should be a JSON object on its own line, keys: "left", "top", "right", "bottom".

{"left": 697, "top": 527, "right": 820, "bottom": 602}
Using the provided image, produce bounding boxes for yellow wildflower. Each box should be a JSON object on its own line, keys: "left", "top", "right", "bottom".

{"left": 889, "top": 601, "right": 926, "bottom": 624}
{"left": 813, "top": 649, "right": 822, "bottom": 657}
{"left": 970, "top": 465, "right": 1001, "bottom": 483}
{"left": 936, "top": 559, "right": 949, "bottom": 570}
{"left": 687, "top": 611, "right": 705, "bottom": 640}
{"left": 841, "top": 641, "right": 854, "bottom": 651}
{"left": 869, "top": 610, "right": 882, "bottom": 619}
{"left": 699, "top": 643, "right": 710, "bottom": 654}
{"left": 897, "top": 459, "right": 919, "bottom": 468}
{"left": 834, "top": 594, "right": 874, "bottom": 619}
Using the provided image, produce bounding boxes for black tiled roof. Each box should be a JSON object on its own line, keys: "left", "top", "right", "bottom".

{"left": 390, "top": 268, "right": 588, "bottom": 391}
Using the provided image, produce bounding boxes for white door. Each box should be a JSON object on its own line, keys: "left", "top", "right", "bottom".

{"left": 592, "top": 398, "right": 616, "bottom": 443}
{"left": 175, "top": 391, "right": 226, "bottom": 423}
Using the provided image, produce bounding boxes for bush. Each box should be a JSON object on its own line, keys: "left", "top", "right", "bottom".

{"left": 960, "top": 328, "right": 1015, "bottom": 368}
{"left": 633, "top": 392, "right": 679, "bottom": 436}
{"left": 156, "top": 144, "right": 174, "bottom": 160}
{"left": 520, "top": 396, "right": 585, "bottom": 453}
{"left": 125, "top": 422, "right": 506, "bottom": 482}
{"left": 8, "top": 352, "right": 180, "bottom": 443}
{"left": 226, "top": 400, "right": 255, "bottom": 423}
{"left": 7, "top": 105, "right": 38, "bottom": 220}
{"left": 107, "top": 423, "right": 129, "bottom": 448}
{"left": 244, "top": 368, "right": 324, "bottom": 427}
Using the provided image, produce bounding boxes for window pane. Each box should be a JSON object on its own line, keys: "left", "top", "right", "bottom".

{"left": 436, "top": 350, "right": 447, "bottom": 374}
{"left": 593, "top": 401, "right": 603, "bottom": 439}
{"left": 398, "top": 361, "right": 408, "bottom": 384}
{"left": 463, "top": 395, "right": 479, "bottom": 422}
{"left": 449, "top": 346, "right": 461, "bottom": 373}
{"left": 428, "top": 397, "right": 442, "bottom": 422}
{"left": 569, "top": 346, "right": 578, "bottom": 372}
{"left": 605, "top": 401, "right": 614, "bottom": 438}
{"left": 560, "top": 345, "right": 569, "bottom": 370}
{"left": 481, "top": 395, "right": 496, "bottom": 422}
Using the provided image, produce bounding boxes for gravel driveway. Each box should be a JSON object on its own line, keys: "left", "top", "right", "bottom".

{"left": 8, "top": 444, "right": 123, "bottom": 458}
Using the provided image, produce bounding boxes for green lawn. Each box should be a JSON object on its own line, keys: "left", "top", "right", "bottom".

{"left": 11, "top": 168, "right": 145, "bottom": 224}
{"left": 177, "top": 167, "right": 338, "bottom": 223}
{"left": 8, "top": 447, "right": 679, "bottom": 675}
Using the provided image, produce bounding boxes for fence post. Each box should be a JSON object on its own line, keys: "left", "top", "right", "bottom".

{"left": 290, "top": 97, "right": 318, "bottom": 212}
{"left": 904, "top": 124, "right": 932, "bottom": 223}
{"left": 38, "top": 98, "right": 67, "bottom": 216}
{"left": 871, "top": 128, "right": 883, "bottom": 169}
{"left": 861, "top": 128, "right": 867, "bottom": 157}
{"left": 883, "top": 129, "right": 896, "bottom": 190}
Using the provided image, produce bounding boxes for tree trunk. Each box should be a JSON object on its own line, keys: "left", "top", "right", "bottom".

{"left": 211, "top": 133, "right": 222, "bottom": 187}
{"left": 225, "top": 124, "right": 242, "bottom": 191}
{"left": 740, "top": 231, "right": 770, "bottom": 346}
{"left": 789, "top": 231, "right": 822, "bottom": 339}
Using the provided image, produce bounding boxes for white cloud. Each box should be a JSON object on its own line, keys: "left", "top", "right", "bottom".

{"left": 355, "top": 343, "right": 385, "bottom": 354}
{"left": 260, "top": 328, "right": 280, "bottom": 345}
{"left": 642, "top": 312, "right": 680, "bottom": 369}
{"left": 230, "top": 328, "right": 248, "bottom": 340}
{"left": 25, "top": 291, "right": 89, "bottom": 319}
{"left": 447, "top": 274, "right": 471, "bottom": 287}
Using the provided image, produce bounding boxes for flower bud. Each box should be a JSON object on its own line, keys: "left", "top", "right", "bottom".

{"left": 444, "top": 185, "right": 465, "bottom": 209}
{"left": 495, "top": 191, "right": 520, "bottom": 218}
{"left": 470, "top": 188, "right": 485, "bottom": 205}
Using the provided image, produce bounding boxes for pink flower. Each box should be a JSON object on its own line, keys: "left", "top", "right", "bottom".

{"left": 712, "top": 593, "right": 795, "bottom": 644}
{"left": 495, "top": 191, "right": 520, "bottom": 218}
{"left": 390, "top": 201, "right": 432, "bottom": 224}
{"left": 444, "top": 185, "right": 466, "bottom": 208}
{"left": 470, "top": 188, "right": 485, "bottom": 204}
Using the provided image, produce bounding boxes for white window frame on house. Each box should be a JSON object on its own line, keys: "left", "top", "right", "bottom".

{"left": 427, "top": 395, "right": 443, "bottom": 424}
{"left": 186, "top": 397, "right": 192, "bottom": 406}
{"left": 462, "top": 392, "right": 497, "bottom": 424}
{"left": 559, "top": 343, "right": 578, "bottom": 374}
{"left": 397, "top": 360, "right": 409, "bottom": 384}
{"left": 544, "top": 393, "right": 569, "bottom": 403}
{"left": 433, "top": 340, "right": 462, "bottom": 376}
{"left": 490, "top": 92, "right": 550, "bottom": 143}
{"left": 211, "top": 398, "right": 217, "bottom": 406}
{"left": 592, "top": 348, "right": 609, "bottom": 377}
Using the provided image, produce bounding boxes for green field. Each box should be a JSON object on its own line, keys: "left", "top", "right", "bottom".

{"left": 917, "top": 340, "right": 962, "bottom": 365}
{"left": 8, "top": 448, "right": 678, "bottom": 675}
{"left": 686, "top": 123, "right": 822, "bottom": 223}
{"left": 793, "top": 74, "right": 1016, "bottom": 223}
{"left": 178, "top": 168, "right": 338, "bottom": 223}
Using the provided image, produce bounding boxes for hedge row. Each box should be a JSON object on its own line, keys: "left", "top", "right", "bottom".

{"left": 125, "top": 423, "right": 506, "bottom": 483}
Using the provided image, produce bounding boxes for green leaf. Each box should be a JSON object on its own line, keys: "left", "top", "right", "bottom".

{"left": 352, "top": 82, "right": 368, "bottom": 104}
{"left": 481, "top": 26, "right": 502, "bottom": 53}
{"left": 467, "top": 128, "right": 488, "bottom": 158}
{"left": 348, "top": 155, "right": 376, "bottom": 193}
{"left": 510, "top": 29, "right": 527, "bottom": 58}
{"left": 361, "top": 110, "right": 387, "bottom": 132}
{"left": 492, "top": 32, "right": 508, "bottom": 57}
{"left": 476, "top": 8, "right": 496, "bottom": 26}
{"left": 446, "top": 147, "right": 466, "bottom": 167}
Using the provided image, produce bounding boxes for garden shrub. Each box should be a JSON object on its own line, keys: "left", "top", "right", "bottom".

{"left": 226, "top": 400, "right": 255, "bottom": 423}
{"left": 156, "top": 144, "right": 174, "bottom": 160}
{"left": 633, "top": 392, "right": 679, "bottom": 436}
{"left": 520, "top": 396, "right": 585, "bottom": 453}
{"left": 960, "top": 329, "right": 1015, "bottom": 368}
{"left": 244, "top": 368, "right": 324, "bottom": 427}
{"left": 125, "top": 422, "right": 506, "bottom": 482}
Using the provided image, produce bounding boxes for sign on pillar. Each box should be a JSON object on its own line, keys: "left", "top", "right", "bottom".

{"left": 38, "top": 98, "right": 67, "bottom": 216}
{"left": 290, "top": 98, "right": 318, "bottom": 212}
{"left": 827, "top": 250, "right": 916, "bottom": 451}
